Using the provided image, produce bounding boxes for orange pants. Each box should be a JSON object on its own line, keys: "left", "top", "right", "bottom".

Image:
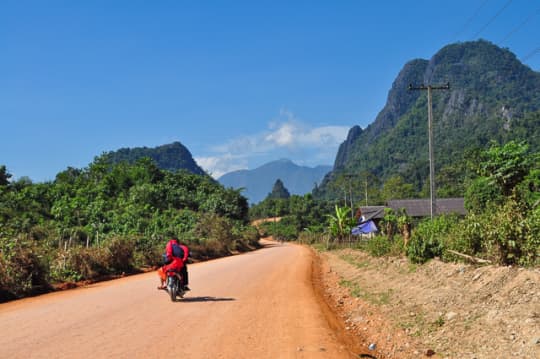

{"left": 157, "top": 267, "right": 167, "bottom": 282}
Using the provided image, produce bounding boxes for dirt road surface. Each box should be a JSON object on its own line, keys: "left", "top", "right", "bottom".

{"left": 0, "top": 242, "right": 355, "bottom": 359}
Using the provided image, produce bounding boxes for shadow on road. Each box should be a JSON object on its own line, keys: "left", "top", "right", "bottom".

{"left": 260, "top": 242, "right": 285, "bottom": 249}
{"left": 179, "top": 296, "right": 236, "bottom": 303}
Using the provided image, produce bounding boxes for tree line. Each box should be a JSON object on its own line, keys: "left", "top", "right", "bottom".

{"left": 251, "top": 141, "right": 540, "bottom": 267}
{"left": 0, "top": 156, "right": 258, "bottom": 301}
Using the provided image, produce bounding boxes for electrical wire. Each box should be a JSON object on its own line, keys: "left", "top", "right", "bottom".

{"left": 473, "top": 0, "right": 514, "bottom": 38}
{"left": 452, "top": 0, "right": 491, "bottom": 40}
{"left": 500, "top": 7, "right": 540, "bottom": 44}
{"left": 521, "top": 46, "right": 540, "bottom": 62}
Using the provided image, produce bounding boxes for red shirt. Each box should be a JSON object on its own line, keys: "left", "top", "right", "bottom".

{"left": 179, "top": 243, "right": 189, "bottom": 262}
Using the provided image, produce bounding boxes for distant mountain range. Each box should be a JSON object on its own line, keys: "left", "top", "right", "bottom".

{"left": 218, "top": 159, "right": 331, "bottom": 204}
{"left": 100, "top": 144, "right": 330, "bottom": 205}
{"left": 103, "top": 142, "right": 207, "bottom": 176}
{"left": 315, "top": 40, "right": 540, "bottom": 200}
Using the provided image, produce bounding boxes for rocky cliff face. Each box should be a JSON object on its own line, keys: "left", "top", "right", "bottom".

{"left": 333, "top": 125, "right": 362, "bottom": 170}
{"left": 367, "top": 59, "right": 428, "bottom": 140}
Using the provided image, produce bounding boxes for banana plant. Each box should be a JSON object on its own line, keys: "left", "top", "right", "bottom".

{"left": 327, "top": 205, "right": 354, "bottom": 240}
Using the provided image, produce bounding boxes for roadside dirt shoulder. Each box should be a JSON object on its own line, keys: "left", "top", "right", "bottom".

{"left": 315, "top": 248, "right": 540, "bottom": 359}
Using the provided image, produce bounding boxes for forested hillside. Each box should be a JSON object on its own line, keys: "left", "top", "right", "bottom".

{"left": 104, "top": 141, "right": 207, "bottom": 176}
{"left": 316, "top": 40, "right": 540, "bottom": 201}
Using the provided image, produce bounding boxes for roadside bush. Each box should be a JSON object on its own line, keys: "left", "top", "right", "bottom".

{"left": 407, "top": 215, "right": 458, "bottom": 263}
{"left": 366, "top": 235, "right": 392, "bottom": 257}
{"left": 258, "top": 218, "right": 298, "bottom": 241}
{"left": 0, "top": 236, "right": 50, "bottom": 298}
{"left": 61, "top": 247, "right": 109, "bottom": 280}
{"left": 521, "top": 207, "right": 540, "bottom": 266}
{"left": 439, "top": 213, "right": 486, "bottom": 263}
{"left": 443, "top": 201, "right": 540, "bottom": 266}
{"left": 481, "top": 199, "right": 527, "bottom": 265}
{"left": 190, "top": 238, "right": 227, "bottom": 260}
{"left": 366, "top": 235, "right": 405, "bottom": 257}
{"left": 273, "top": 223, "right": 298, "bottom": 242}
{"left": 194, "top": 213, "right": 233, "bottom": 249}
{"left": 133, "top": 235, "right": 163, "bottom": 268}
{"left": 232, "top": 224, "right": 259, "bottom": 251}
{"left": 105, "top": 237, "right": 135, "bottom": 272}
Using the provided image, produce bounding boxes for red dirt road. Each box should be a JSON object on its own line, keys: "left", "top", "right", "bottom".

{"left": 0, "top": 242, "right": 354, "bottom": 358}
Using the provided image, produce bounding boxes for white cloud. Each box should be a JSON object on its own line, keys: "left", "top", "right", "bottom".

{"left": 195, "top": 154, "right": 248, "bottom": 179}
{"left": 265, "top": 122, "right": 296, "bottom": 146}
{"left": 197, "top": 110, "right": 351, "bottom": 178}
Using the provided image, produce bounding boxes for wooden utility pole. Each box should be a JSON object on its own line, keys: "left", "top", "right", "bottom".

{"left": 364, "top": 177, "right": 368, "bottom": 206}
{"left": 343, "top": 174, "right": 354, "bottom": 219}
{"left": 408, "top": 82, "right": 450, "bottom": 219}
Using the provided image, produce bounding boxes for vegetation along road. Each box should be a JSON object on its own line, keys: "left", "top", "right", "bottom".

{"left": 0, "top": 241, "right": 356, "bottom": 359}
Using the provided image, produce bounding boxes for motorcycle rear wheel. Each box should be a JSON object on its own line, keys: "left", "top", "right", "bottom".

{"left": 168, "top": 278, "right": 178, "bottom": 302}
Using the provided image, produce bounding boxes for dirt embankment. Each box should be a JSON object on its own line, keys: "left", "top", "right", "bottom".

{"left": 315, "top": 248, "right": 540, "bottom": 359}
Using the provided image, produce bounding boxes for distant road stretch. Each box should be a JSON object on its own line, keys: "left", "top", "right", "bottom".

{"left": 0, "top": 241, "right": 352, "bottom": 358}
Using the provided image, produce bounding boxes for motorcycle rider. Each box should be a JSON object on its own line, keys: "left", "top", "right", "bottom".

{"left": 157, "top": 237, "right": 185, "bottom": 290}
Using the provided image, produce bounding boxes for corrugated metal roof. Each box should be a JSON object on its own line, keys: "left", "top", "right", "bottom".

{"left": 358, "top": 206, "right": 386, "bottom": 220}
{"left": 387, "top": 198, "right": 466, "bottom": 217}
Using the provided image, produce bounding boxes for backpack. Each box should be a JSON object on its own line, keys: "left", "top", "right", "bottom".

{"left": 171, "top": 242, "right": 184, "bottom": 259}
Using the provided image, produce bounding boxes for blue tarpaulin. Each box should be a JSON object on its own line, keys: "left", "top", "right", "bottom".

{"left": 351, "top": 220, "right": 378, "bottom": 235}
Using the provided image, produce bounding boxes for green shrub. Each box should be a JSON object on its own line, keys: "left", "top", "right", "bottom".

{"left": 480, "top": 199, "right": 527, "bottom": 265}
{"left": 366, "top": 235, "right": 392, "bottom": 257}
{"left": 439, "top": 213, "right": 485, "bottom": 263}
{"left": 0, "top": 236, "right": 50, "bottom": 298}
{"left": 61, "top": 247, "right": 109, "bottom": 280}
{"left": 364, "top": 235, "right": 405, "bottom": 257}
{"left": 133, "top": 235, "right": 163, "bottom": 267}
{"left": 233, "top": 224, "right": 259, "bottom": 250}
{"left": 258, "top": 218, "right": 298, "bottom": 241}
{"left": 407, "top": 215, "right": 458, "bottom": 263}
{"left": 194, "top": 213, "right": 233, "bottom": 248}
{"left": 190, "top": 238, "right": 227, "bottom": 259}
{"left": 465, "top": 177, "right": 503, "bottom": 214}
{"left": 105, "top": 237, "right": 135, "bottom": 272}
{"left": 443, "top": 201, "right": 540, "bottom": 266}
{"left": 521, "top": 207, "right": 540, "bottom": 266}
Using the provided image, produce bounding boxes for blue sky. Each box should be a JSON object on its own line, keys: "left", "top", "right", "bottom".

{"left": 1, "top": 0, "right": 539, "bottom": 181}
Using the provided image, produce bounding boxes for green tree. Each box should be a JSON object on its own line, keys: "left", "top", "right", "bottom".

{"left": 479, "top": 141, "right": 533, "bottom": 197}
{"left": 0, "top": 165, "right": 12, "bottom": 186}
{"left": 381, "top": 175, "right": 415, "bottom": 201}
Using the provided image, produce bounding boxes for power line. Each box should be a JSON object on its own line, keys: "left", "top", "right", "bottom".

{"left": 521, "top": 46, "right": 540, "bottom": 62}
{"left": 473, "top": 0, "right": 514, "bottom": 38}
{"left": 453, "top": 0, "right": 491, "bottom": 40}
{"left": 500, "top": 7, "right": 540, "bottom": 44}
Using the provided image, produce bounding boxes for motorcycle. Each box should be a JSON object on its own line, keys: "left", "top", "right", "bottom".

{"left": 166, "top": 270, "right": 185, "bottom": 302}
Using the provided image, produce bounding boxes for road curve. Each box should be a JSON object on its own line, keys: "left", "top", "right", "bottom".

{"left": 0, "top": 242, "right": 353, "bottom": 358}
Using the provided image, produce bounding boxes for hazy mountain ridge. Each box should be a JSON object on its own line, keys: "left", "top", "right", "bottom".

{"left": 218, "top": 159, "right": 331, "bottom": 204}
